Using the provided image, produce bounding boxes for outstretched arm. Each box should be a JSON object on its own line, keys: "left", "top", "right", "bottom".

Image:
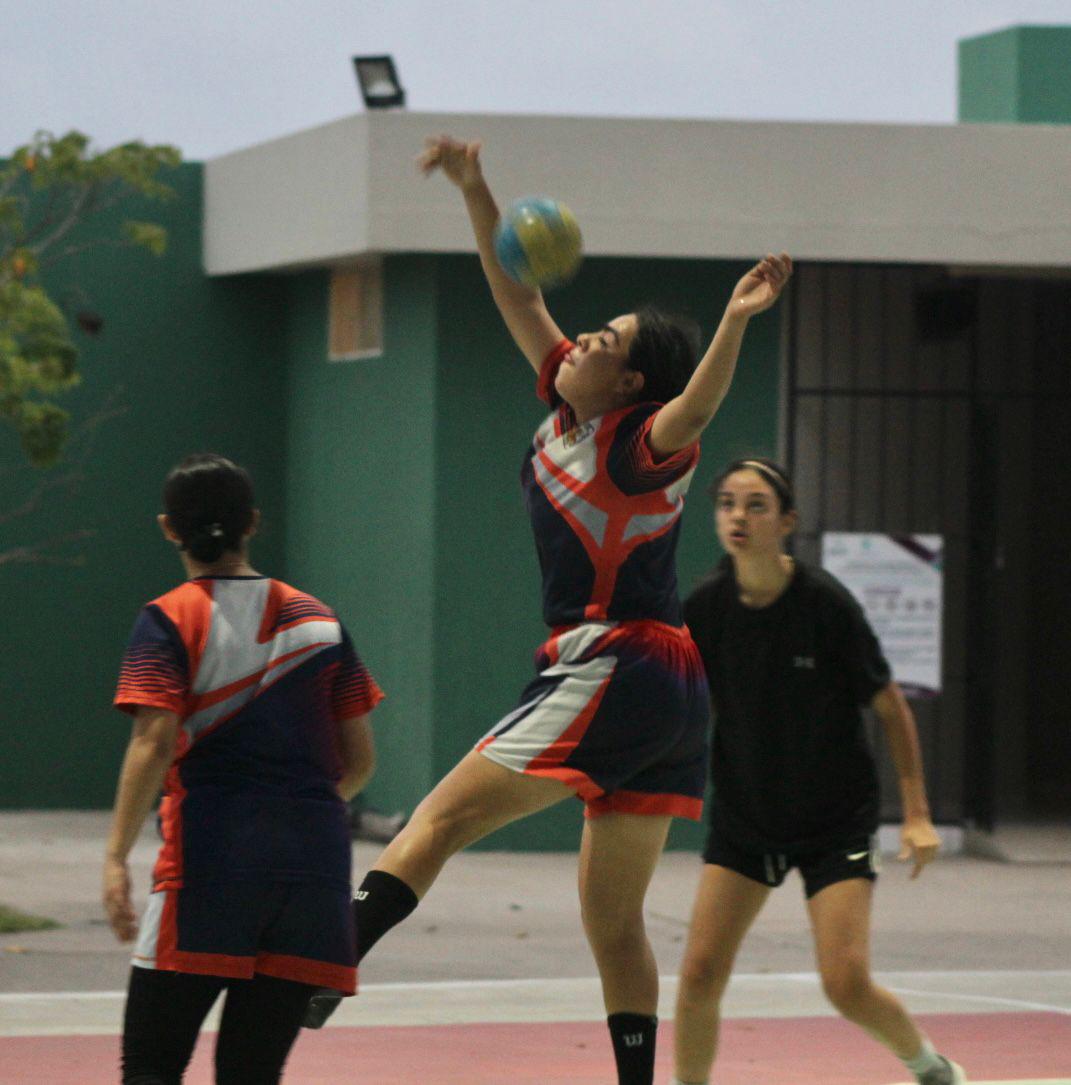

{"left": 649, "top": 254, "right": 792, "bottom": 458}
{"left": 418, "top": 136, "right": 565, "bottom": 373}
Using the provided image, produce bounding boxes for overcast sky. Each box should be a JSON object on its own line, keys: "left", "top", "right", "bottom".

{"left": 3, "top": 1, "right": 1069, "bottom": 160}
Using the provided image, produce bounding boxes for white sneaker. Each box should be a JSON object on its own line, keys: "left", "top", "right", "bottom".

{"left": 918, "top": 1057, "right": 966, "bottom": 1085}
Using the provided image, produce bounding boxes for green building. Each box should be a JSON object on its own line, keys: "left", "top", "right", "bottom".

{"left": 2, "top": 26, "right": 1069, "bottom": 847}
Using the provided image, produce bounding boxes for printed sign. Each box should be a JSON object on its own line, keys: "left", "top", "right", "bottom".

{"left": 821, "top": 533, "right": 943, "bottom": 697}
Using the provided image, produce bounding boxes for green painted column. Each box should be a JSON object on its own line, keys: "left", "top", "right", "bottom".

{"left": 282, "top": 257, "right": 441, "bottom": 814}
{"left": 959, "top": 25, "right": 1071, "bottom": 123}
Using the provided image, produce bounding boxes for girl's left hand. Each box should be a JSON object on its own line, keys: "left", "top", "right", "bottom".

{"left": 898, "top": 817, "right": 941, "bottom": 879}
{"left": 730, "top": 253, "right": 793, "bottom": 317}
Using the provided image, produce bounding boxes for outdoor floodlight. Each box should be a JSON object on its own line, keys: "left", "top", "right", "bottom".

{"left": 353, "top": 55, "right": 406, "bottom": 109}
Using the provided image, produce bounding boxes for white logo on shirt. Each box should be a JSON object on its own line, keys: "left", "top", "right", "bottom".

{"left": 793, "top": 656, "right": 816, "bottom": 669}
{"left": 563, "top": 421, "right": 595, "bottom": 448}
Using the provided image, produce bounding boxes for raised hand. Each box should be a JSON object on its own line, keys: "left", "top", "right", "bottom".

{"left": 730, "top": 253, "right": 793, "bottom": 318}
{"left": 417, "top": 135, "right": 484, "bottom": 190}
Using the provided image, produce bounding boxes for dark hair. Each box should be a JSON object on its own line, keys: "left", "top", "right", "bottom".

{"left": 163, "top": 454, "right": 255, "bottom": 564}
{"left": 626, "top": 306, "right": 701, "bottom": 405}
{"left": 709, "top": 457, "right": 795, "bottom": 513}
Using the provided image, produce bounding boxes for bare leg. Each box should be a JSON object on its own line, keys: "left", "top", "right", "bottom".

{"left": 673, "top": 865, "right": 770, "bottom": 1084}
{"left": 808, "top": 878, "right": 924, "bottom": 1059}
{"left": 372, "top": 751, "right": 573, "bottom": 897}
{"left": 303, "top": 754, "right": 576, "bottom": 1031}
{"left": 577, "top": 812, "right": 673, "bottom": 1015}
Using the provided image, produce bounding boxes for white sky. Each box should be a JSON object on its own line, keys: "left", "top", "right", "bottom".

{"left": 3, "top": 1, "right": 1069, "bottom": 160}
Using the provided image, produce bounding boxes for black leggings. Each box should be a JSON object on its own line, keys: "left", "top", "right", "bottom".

{"left": 121, "top": 967, "right": 315, "bottom": 1084}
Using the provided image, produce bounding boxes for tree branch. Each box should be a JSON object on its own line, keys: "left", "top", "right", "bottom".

{"left": 0, "top": 168, "right": 24, "bottom": 200}
{"left": 28, "top": 184, "right": 95, "bottom": 256}
{"left": 73, "top": 386, "right": 127, "bottom": 463}
{"left": 0, "top": 389, "right": 126, "bottom": 567}
{"left": 0, "top": 528, "right": 96, "bottom": 566}
{"left": 19, "top": 187, "right": 64, "bottom": 246}
{"left": 38, "top": 236, "right": 128, "bottom": 268}
{"left": 0, "top": 466, "right": 84, "bottom": 526}
{"left": 0, "top": 388, "right": 127, "bottom": 512}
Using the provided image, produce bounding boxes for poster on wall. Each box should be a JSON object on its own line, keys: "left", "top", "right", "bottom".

{"left": 820, "top": 533, "right": 943, "bottom": 698}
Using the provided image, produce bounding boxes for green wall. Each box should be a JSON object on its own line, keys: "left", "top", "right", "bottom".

{"left": 281, "top": 258, "right": 440, "bottom": 812}
{"left": 0, "top": 164, "right": 289, "bottom": 807}
{"left": 0, "top": 182, "right": 782, "bottom": 854}
{"left": 959, "top": 25, "right": 1071, "bottom": 123}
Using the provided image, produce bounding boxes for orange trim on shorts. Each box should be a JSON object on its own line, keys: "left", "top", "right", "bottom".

{"left": 543, "top": 630, "right": 563, "bottom": 667}
{"left": 150, "top": 941, "right": 358, "bottom": 992}
{"left": 522, "top": 762, "right": 604, "bottom": 801}
{"left": 153, "top": 888, "right": 181, "bottom": 971}
{"left": 585, "top": 789, "right": 703, "bottom": 821}
{"left": 256, "top": 952, "right": 357, "bottom": 994}
{"left": 169, "top": 949, "right": 256, "bottom": 979}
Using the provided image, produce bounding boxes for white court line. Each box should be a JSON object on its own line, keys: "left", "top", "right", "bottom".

{"left": 3, "top": 972, "right": 1071, "bottom": 1039}
{"left": 779, "top": 973, "right": 1071, "bottom": 1017}
{"left": 3, "top": 968, "right": 1071, "bottom": 1003}
{"left": 884, "top": 984, "right": 1071, "bottom": 1017}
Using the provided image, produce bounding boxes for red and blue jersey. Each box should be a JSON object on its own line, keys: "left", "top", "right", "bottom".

{"left": 114, "top": 575, "right": 384, "bottom": 894}
{"left": 524, "top": 339, "right": 700, "bottom": 627}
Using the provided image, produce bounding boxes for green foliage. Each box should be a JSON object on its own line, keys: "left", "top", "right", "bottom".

{"left": 0, "top": 130, "right": 181, "bottom": 467}
{"left": 0, "top": 903, "right": 61, "bottom": 933}
{"left": 122, "top": 220, "right": 168, "bottom": 256}
{"left": 0, "top": 280, "right": 78, "bottom": 466}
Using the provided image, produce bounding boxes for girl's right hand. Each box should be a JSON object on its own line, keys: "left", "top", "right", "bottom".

{"left": 103, "top": 856, "right": 137, "bottom": 943}
{"left": 418, "top": 135, "right": 483, "bottom": 190}
{"left": 728, "top": 253, "right": 793, "bottom": 318}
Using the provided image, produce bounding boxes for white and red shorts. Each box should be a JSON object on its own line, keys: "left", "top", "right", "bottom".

{"left": 478, "top": 620, "right": 709, "bottom": 819}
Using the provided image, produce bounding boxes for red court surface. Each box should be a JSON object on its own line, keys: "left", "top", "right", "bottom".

{"left": 1, "top": 1013, "right": 1068, "bottom": 1084}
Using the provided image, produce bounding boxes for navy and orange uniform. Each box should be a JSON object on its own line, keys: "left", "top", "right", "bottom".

{"left": 685, "top": 559, "right": 892, "bottom": 896}
{"left": 478, "top": 340, "right": 710, "bottom": 819}
{"left": 114, "top": 575, "right": 383, "bottom": 993}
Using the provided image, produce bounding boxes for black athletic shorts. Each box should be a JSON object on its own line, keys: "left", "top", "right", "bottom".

{"left": 702, "top": 831, "right": 880, "bottom": 898}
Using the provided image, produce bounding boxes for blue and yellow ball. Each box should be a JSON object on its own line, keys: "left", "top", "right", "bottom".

{"left": 493, "top": 197, "right": 583, "bottom": 290}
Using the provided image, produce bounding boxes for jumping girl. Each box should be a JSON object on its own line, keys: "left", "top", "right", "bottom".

{"left": 304, "top": 136, "right": 791, "bottom": 1085}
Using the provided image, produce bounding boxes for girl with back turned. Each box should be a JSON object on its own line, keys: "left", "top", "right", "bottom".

{"left": 103, "top": 453, "right": 383, "bottom": 1084}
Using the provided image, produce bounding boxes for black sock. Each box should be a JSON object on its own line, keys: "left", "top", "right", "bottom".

{"left": 607, "top": 1012, "right": 658, "bottom": 1085}
{"left": 353, "top": 869, "right": 419, "bottom": 962}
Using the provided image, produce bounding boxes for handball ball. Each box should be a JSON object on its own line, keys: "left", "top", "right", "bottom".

{"left": 493, "top": 197, "right": 583, "bottom": 290}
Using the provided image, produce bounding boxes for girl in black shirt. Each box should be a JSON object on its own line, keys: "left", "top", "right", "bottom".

{"left": 671, "top": 459, "right": 964, "bottom": 1085}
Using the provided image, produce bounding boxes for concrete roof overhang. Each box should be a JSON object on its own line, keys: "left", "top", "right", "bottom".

{"left": 204, "top": 111, "right": 1071, "bottom": 276}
